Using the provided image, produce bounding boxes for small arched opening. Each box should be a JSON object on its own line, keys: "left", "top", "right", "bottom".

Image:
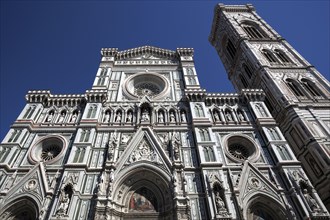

{"left": 0, "top": 197, "right": 39, "bottom": 220}
{"left": 246, "top": 195, "right": 286, "bottom": 220}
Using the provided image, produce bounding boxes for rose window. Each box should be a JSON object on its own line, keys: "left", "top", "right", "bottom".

{"left": 228, "top": 144, "right": 249, "bottom": 160}
{"left": 224, "top": 134, "right": 260, "bottom": 163}
{"left": 41, "top": 145, "right": 61, "bottom": 161}
{"left": 134, "top": 82, "right": 161, "bottom": 97}
{"left": 29, "top": 136, "right": 66, "bottom": 164}
{"left": 122, "top": 72, "right": 169, "bottom": 100}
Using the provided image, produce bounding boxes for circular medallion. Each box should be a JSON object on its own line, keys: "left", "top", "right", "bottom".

{"left": 25, "top": 179, "right": 37, "bottom": 191}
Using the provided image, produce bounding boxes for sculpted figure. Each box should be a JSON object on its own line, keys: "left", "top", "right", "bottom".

{"left": 57, "top": 191, "right": 70, "bottom": 214}
{"left": 70, "top": 111, "right": 78, "bottom": 123}
{"left": 46, "top": 111, "right": 54, "bottom": 122}
{"left": 158, "top": 112, "right": 164, "bottom": 123}
{"left": 215, "top": 192, "right": 225, "bottom": 213}
{"left": 238, "top": 111, "right": 245, "bottom": 121}
{"left": 170, "top": 111, "right": 176, "bottom": 122}
{"left": 126, "top": 111, "right": 132, "bottom": 122}
{"left": 115, "top": 112, "right": 122, "bottom": 122}
{"left": 181, "top": 111, "right": 186, "bottom": 122}
{"left": 141, "top": 109, "right": 150, "bottom": 121}
{"left": 225, "top": 112, "right": 232, "bottom": 121}
{"left": 58, "top": 112, "right": 66, "bottom": 123}
{"left": 103, "top": 111, "right": 110, "bottom": 123}
{"left": 303, "top": 189, "right": 320, "bottom": 212}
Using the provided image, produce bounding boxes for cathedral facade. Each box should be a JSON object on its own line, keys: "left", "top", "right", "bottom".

{"left": 0, "top": 3, "right": 329, "bottom": 220}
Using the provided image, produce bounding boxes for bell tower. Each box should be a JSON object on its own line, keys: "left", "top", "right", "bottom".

{"left": 209, "top": 3, "right": 330, "bottom": 210}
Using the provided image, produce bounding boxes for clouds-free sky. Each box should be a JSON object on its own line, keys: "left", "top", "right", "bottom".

{"left": 1, "top": 1, "right": 329, "bottom": 140}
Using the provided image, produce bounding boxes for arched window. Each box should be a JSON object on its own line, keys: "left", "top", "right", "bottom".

{"left": 274, "top": 49, "right": 291, "bottom": 63}
{"left": 301, "top": 79, "right": 322, "bottom": 97}
{"left": 242, "top": 24, "right": 266, "bottom": 39}
{"left": 96, "top": 68, "right": 107, "bottom": 86}
{"left": 73, "top": 147, "right": 86, "bottom": 163}
{"left": 286, "top": 79, "right": 305, "bottom": 97}
{"left": 79, "top": 129, "right": 90, "bottom": 142}
{"left": 194, "top": 104, "right": 204, "bottom": 117}
{"left": 276, "top": 145, "right": 292, "bottom": 160}
{"left": 262, "top": 49, "right": 278, "bottom": 63}
{"left": 8, "top": 129, "right": 22, "bottom": 143}
{"left": 239, "top": 74, "right": 249, "bottom": 88}
{"left": 87, "top": 105, "right": 97, "bottom": 118}
{"left": 23, "top": 105, "right": 36, "bottom": 119}
{"left": 203, "top": 146, "right": 215, "bottom": 162}
{"left": 97, "top": 77, "right": 106, "bottom": 86}
{"left": 0, "top": 146, "right": 10, "bottom": 162}
{"left": 199, "top": 129, "right": 210, "bottom": 141}
{"left": 243, "top": 64, "right": 253, "bottom": 78}
{"left": 100, "top": 68, "right": 107, "bottom": 76}
{"left": 226, "top": 39, "right": 236, "bottom": 59}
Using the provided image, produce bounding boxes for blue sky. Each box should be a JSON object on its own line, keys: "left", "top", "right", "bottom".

{"left": 1, "top": 1, "right": 329, "bottom": 140}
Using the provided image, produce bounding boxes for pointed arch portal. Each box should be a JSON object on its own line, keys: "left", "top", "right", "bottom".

{"left": 113, "top": 166, "right": 174, "bottom": 220}
{"left": 0, "top": 197, "right": 39, "bottom": 220}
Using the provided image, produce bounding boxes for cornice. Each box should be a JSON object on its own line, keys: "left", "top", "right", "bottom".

{"left": 26, "top": 90, "right": 85, "bottom": 107}
{"left": 101, "top": 46, "right": 194, "bottom": 61}
{"left": 85, "top": 89, "right": 107, "bottom": 103}
{"left": 241, "top": 89, "right": 265, "bottom": 102}
{"left": 209, "top": 3, "right": 255, "bottom": 45}
{"left": 186, "top": 89, "right": 265, "bottom": 105}
{"left": 176, "top": 48, "right": 194, "bottom": 57}
{"left": 101, "top": 48, "right": 118, "bottom": 57}
{"left": 102, "top": 46, "right": 177, "bottom": 60}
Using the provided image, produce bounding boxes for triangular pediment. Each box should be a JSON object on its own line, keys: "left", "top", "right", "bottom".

{"left": 237, "top": 161, "right": 282, "bottom": 205}
{"left": 116, "top": 46, "right": 178, "bottom": 61}
{"left": 1, "top": 162, "right": 50, "bottom": 205}
{"left": 115, "top": 127, "right": 172, "bottom": 176}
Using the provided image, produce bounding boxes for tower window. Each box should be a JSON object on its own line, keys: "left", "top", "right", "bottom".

{"left": 276, "top": 145, "right": 292, "bottom": 160}
{"left": 262, "top": 49, "right": 278, "bottom": 63}
{"left": 239, "top": 74, "right": 248, "bottom": 88}
{"left": 242, "top": 25, "right": 265, "bottom": 39}
{"left": 301, "top": 79, "right": 322, "bottom": 97}
{"left": 286, "top": 79, "right": 305, "bottom": 97}
{"left": 226, "top": 39, "right": 236, "bottom": 59}
{"left": 274, "top": 49, "right": 291, "bottom": 63}
{"left": 243, "top": 64, "right": 253, "bottom": 78}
